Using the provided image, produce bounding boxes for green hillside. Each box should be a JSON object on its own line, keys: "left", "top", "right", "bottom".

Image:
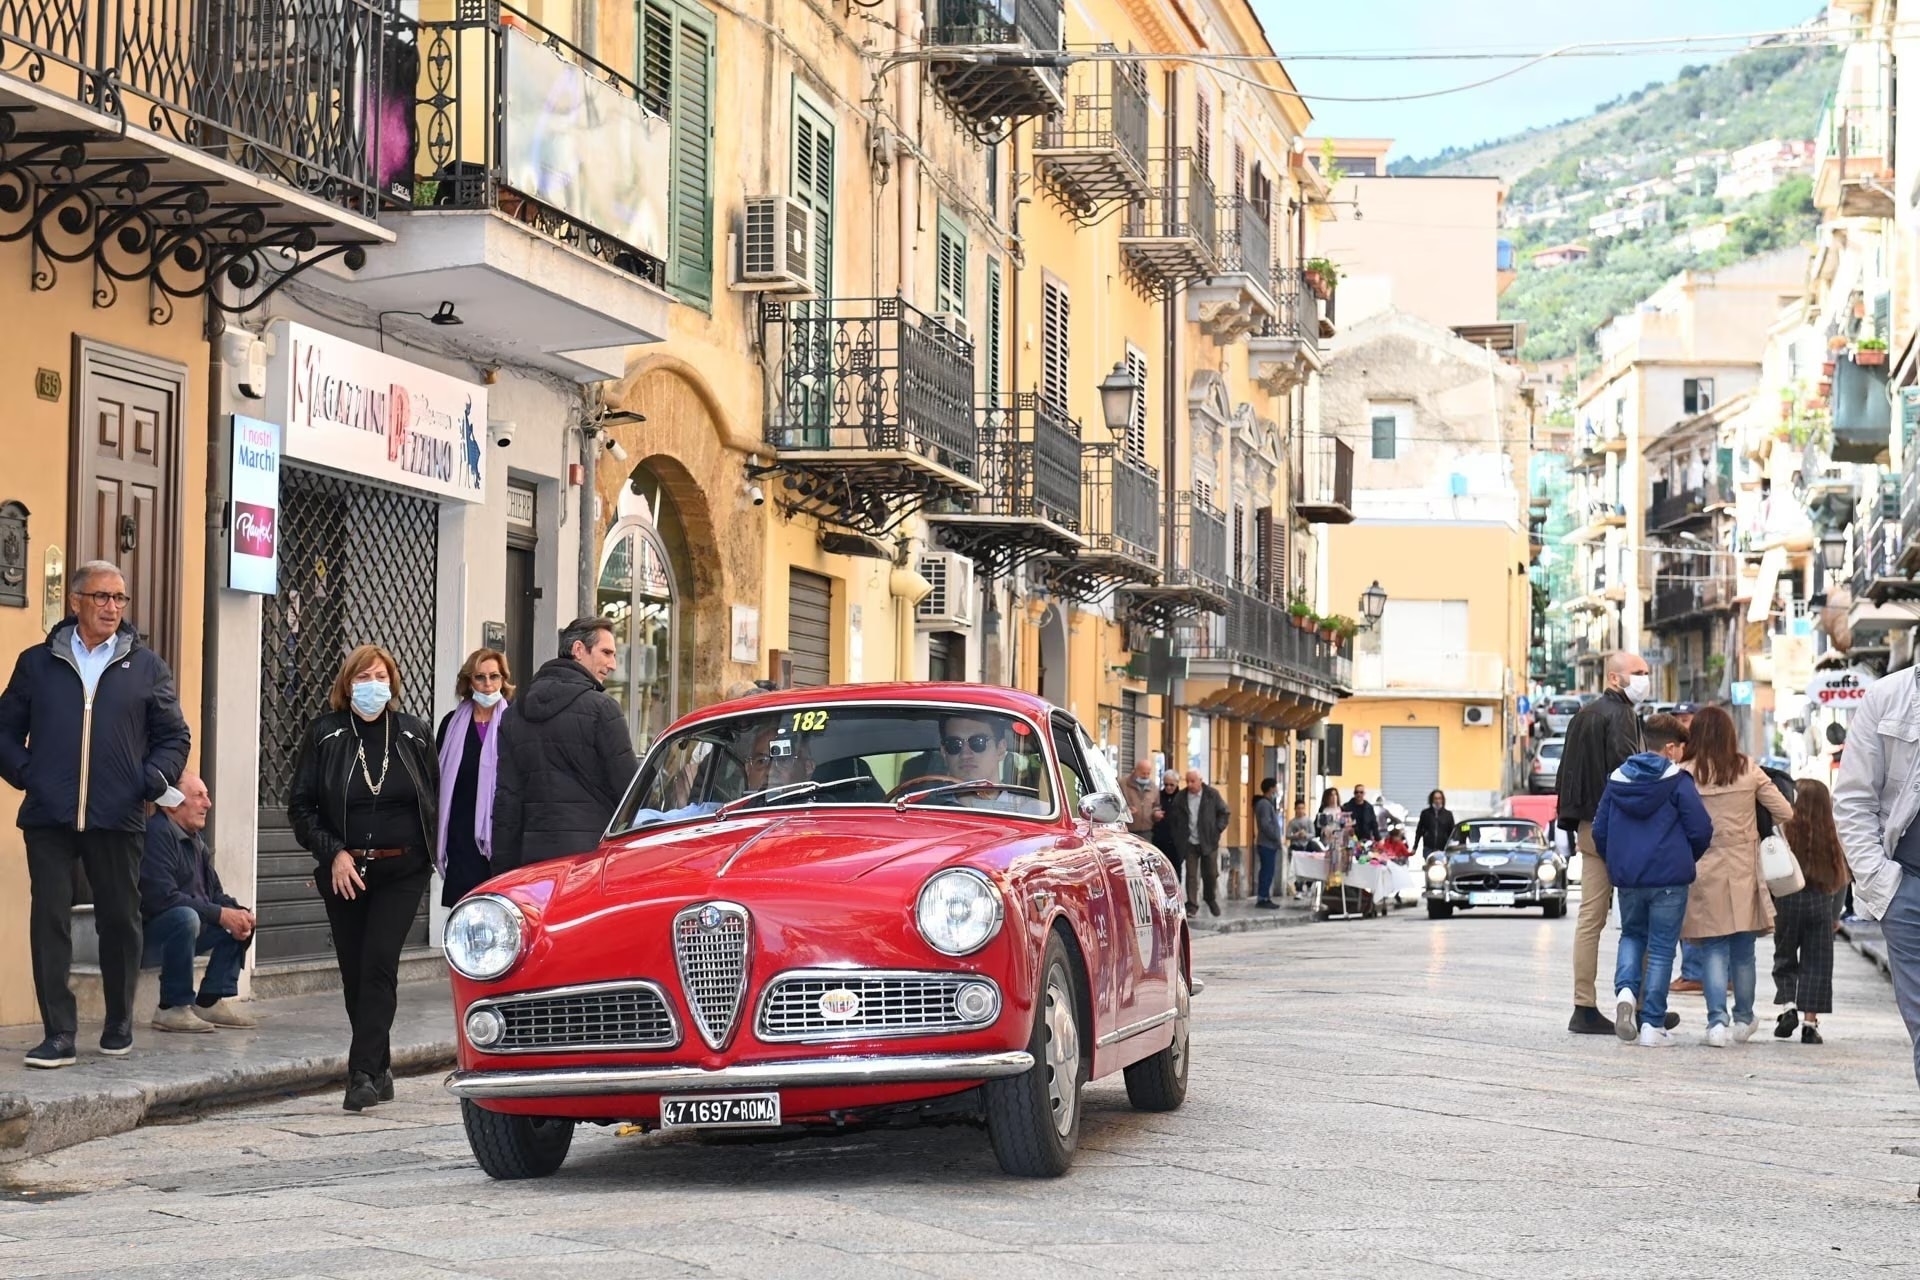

{"left": 1392, "top": 42, "right": 1838, "bottom": 366}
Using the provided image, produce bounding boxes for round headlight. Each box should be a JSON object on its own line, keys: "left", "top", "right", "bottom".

{"left": 445, "top": 894, "right": 525, "bottom": 981}
{"left": 465, "top": 1006, "right": 506, "bottom": 1048}
{"left": 1425, "top": 862, "right": 1447, "bottom": 885}
{"left": 916, "top": 868, "right": 1004, "bottom": 956}
{"left": 1538, "top": 862, "right": 1559, "bottom": 884}
{"left": 954, "top": 981, "right": 1000, "bottom": 1023}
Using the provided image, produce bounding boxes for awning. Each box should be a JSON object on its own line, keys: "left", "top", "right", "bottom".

{"left": 1847, "top": 598, "right": 1920, "bottom": 635}
{"left": 1747, "top": 546, "right": 1787, "bottom": 624}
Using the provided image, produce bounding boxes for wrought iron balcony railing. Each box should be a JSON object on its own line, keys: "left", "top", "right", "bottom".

{"left": 409, "top": 4, "right": 665, "bottom": 285}
{"left": 923, "top": 0, "right": 1065, "bottom": 138}
{"left": 1248, "top": 268, "right": 1322, "bottom": 393}
{"left": 1184, "top": 586, "right": 1351, "bottom": 696}
{"left": 932, "top": 393, "right": 1083, "bottom": 574}
{"left": 1649, "top": 574, "right": 1735, "bottom": 626}
{"left": 1172, "top": 492, "right": 1231, "bottom": 592}
{"left": 1033, "top": 54, "right": 1150, "bottom": 218}
{"left": 1645, "top": 476, "right": 1731, "bottom": 534}
{"left": 1296, "top": 436, "right": 1354, "bottom": 524}
{"left": 1039, "top": 443, "right": 1159, "bottom": 600}
{"left": 1120, "top": 149, "right": 1217, "bottom": 296}
{"left": 1190, "top": 198, "right": 1276, "bottom": 341}
{"left": 1215, "top": 199, "right": 1274, "bottom": 302}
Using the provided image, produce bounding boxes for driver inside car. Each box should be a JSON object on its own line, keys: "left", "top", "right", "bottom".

{"left": 926, "top": 715, "right": 1048, "bottom": 815}
{"left": 742, "top": 724, "right": 813, "bottom": 793}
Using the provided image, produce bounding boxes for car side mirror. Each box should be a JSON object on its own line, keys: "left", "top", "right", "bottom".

{"left": 1079, "top": 792, "right": 1128, "bottom": 825}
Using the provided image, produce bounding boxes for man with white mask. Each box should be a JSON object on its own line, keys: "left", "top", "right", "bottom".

{"left": 1557, "top": 650, "right": 1650, "bottom": 1035}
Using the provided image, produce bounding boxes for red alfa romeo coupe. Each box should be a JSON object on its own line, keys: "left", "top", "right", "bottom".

{"left": 443, "top": 683, "right": 1192, "bottom": 1179}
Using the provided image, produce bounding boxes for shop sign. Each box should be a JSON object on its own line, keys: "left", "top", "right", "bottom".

{"left": 1806, "top": 666, "right": 1875, "bottom": 710}
{"left": 266, "top": 321, "right": 486, "bottom": 503}
{"left": 227, "top": 415, "right": 280, "bottom": 595}
{"left": 1731, "top": 681, "right": 1755, "bottom": 706}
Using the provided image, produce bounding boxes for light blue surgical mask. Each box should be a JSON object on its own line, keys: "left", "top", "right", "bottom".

{"left": 350, "top": 680, "right": 391, "bottom": 718}
{"left": 471, "top": 689, "right": 504, "bottom": 708}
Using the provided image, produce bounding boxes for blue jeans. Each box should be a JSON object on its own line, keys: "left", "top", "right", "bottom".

{"left": 1679, "top": 939, "right": 1704, "bottom": 982}
{"left": 1878, "top": 870, "right": 1920, "bottom": 1089}
{"left": 1695, "top": 932, "right": 1758, "bottom": 1029}
{"left": 1614, "top": 885, "right": 1688, "bottom": 1029}
{"left": 142, "top": 904, "right": 249, "bottom": 1009}
{"left": 1256, "top": 845, "right": 1279, "bottom": 901}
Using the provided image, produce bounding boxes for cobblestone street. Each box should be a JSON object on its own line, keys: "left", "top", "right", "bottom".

{"left": 4, "top": 908, "right": 1917, "bottom": 1278}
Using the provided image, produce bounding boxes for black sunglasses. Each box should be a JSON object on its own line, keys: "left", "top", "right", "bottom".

{"left": 941, "top": 733, "right": 994, "bottom": 755}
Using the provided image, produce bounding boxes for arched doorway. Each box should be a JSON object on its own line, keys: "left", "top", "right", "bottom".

{"left": 597, "top": 466, "right": 694, "bottom": 752}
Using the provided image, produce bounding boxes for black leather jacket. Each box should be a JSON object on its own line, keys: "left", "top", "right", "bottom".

{"left": 287, "top": 709, "right": 438, "bottom": 868}
{"left": 1556, "top": 689, "right": 1644, "bottom": 828}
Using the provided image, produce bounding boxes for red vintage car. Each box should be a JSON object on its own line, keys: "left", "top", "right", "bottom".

{"left": 443, "top": 683, "right": 1192, "bottom": 1179}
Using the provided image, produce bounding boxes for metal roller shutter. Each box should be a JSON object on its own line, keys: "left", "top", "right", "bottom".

{"left": 1379, "top": 727, "right": 1440, "bottom": 814}
{"left": 787, "top": 569, "right": 832, "bottom": 687}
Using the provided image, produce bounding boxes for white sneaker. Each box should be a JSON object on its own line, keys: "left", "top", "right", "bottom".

{"left": 1730, "top": 1019, "right": 1757, "bottom": 1044}
{"left": 1636, "top": 1024, "right": 1676, "bottom": 1048}
{"left": 1703, "top": 1024, "right": 1731, "bottom": 1048}
{"left": 1614, "top": 988, "right": 1638, "bottom": 1042}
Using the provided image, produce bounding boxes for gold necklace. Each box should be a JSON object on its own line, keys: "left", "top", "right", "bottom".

{"left": 355, "top": 715, "right": 391, "bottom": 796}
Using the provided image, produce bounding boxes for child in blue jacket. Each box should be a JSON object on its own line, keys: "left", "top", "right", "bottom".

{"left": 1592, "top": 714, "right": 1713, "bottom": 1046}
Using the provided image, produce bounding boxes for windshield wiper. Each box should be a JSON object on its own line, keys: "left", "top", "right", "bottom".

{"left": 893, "top": 781, "right": 1041, "bottom": 810}
{"left": 715, "top": 775, "right": 868, "bottom": 819}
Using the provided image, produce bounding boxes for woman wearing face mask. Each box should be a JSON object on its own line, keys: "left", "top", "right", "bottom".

{"left": 288, "top": 644, "right": 438, "bottom": 1112}
{"left": 435, "top": 649, "right": 514, "bottom": 907}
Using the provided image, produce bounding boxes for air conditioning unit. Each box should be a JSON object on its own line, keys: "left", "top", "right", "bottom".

{"left": 734, "top": 195, "right": 813, "bottom": 293}
{"left": 931, "top": 310, "right": 972, "bottom": 346}
{"left": 916, "top": 553, "right": 976, "bottom": 628}
{"left": 1463, "top": 704, "right": 1496, "bottom": 727}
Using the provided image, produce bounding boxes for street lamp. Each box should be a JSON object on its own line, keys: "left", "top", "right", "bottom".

{"left": 1098, "top": 360, "right": 1139, "bottom": 436}
{"left": 1359, "top": 580, "right": 1388, "bottom": 629}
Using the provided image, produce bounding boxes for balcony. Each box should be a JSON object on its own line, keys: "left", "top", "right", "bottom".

{"left": 1032, "top": 56, "right": 1149, "bottom": 220}
{"left": 923, "top": 0, "right": 1065, "bottom": 139}
{"left": 1035, "top": 444, "right": 1159, "bottom": 600}
{"left": 1648, "top": 573, "right": 1736, "bottom": 629}
{"left": 1188, "top": 198, "right": 1276, "bottom": 343}
{"left": 1832, "top": 353, "right": 1891, "bottom": 462}
{"left": 1119, "top": 149, "right": 1217, "bottom": 297}
{"left": 926, "top": 393, "right": 1087, "bottom": 575}
{"left": 1858, "top": 502, "right": 1915, "bottom": 604}
{"left": 1814, "top": 95, "right": 1895, "bottom": 219}
{"left": 760, "top": 297, "right": 982, "bottom": 535}
{"left": 1184, "top": 587, "right": 1353, "bottom": 712}
{"left": 1248, "top": 269, "right": 1323, "bottom": 393}
{"left": 1645, "top": 476, "right": 1733, "bottom": 533}
{"left": 1123, "top": 492, "right": 1230, "bottom": 629}
{"left": 1353, "top": 650, "right": 1508, "bottom": 698}
{"left": 0, "top": 0, "right": 393, "bottom": 322}
{"left": 1295, "top": 437, "right": 1354, "bottom": 524}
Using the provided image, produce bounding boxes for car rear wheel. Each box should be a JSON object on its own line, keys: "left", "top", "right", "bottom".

{"left": 1123, "top": 968, "right": 1190, "bottom": 1112}
{"left": 462, "top": 1099, "right": 575, "bottom": 1180}
{"left": 1426, "top": 900, "right": 1453, "bottom": 920}
{"left": 985, "top": 934, "right": 1084, "bottom": 1177}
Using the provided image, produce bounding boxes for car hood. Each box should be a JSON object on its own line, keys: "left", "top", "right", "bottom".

{"left": 1443, "top": 846, "right": 1547, "bottom": 870}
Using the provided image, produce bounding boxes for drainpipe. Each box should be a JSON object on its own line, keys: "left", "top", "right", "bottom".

{"left": 1160, "top": 68, "right": 1180, "bottom": 761}
{"left": 201, "top": 309, "right": 226, "bottom": 808}
{"left": 577, "top": 424, "right": 598, "bottom": 618}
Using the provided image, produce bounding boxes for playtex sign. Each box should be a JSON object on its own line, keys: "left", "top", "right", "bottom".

{"left": 228, "top": 415, "right": 281, "bottom": 595}
{"left": 265, "top": 320, "right": 485, "bottom": 503}
{"left": 1806, "top": 666, "right": 1876, "bottom": 713}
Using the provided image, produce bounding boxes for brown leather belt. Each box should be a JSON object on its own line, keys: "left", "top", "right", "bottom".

{"left": 350, "top": 847, "right": 410, "bottom": 860}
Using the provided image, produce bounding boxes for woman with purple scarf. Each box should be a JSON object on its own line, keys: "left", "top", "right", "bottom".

{"left": 435, "top": 649, "right": 513, "bottom": 907}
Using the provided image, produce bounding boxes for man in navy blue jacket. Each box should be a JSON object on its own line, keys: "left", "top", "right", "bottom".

{"left": 1593, "top": 717, "right": 1714, "bottom": 1048}
{"left": 141, "top": 773, "right": 255, "bottom": 1034}
{"left": 0, "top": 562, "right": 190, "bottom": 1068}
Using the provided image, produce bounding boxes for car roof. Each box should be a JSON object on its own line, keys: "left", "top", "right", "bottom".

{"left": 667, "top": 682, "right": 1059, "bottom": 734}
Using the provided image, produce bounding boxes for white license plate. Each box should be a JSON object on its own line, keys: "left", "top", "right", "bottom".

{"left": 659, "top": 1093, "right": 782, "bottom": 1129}
{"left": 1469, "top": 891, "right": 1517, "bottom": 907}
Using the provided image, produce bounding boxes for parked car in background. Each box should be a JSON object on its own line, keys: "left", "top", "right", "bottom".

{"left": 1543, "top": 697, "right": 1583, "bottom": 735}
{"left": 1423, "top": 818, "right": 1570, "bottom": 919}
{"left": 1527, "top": 737, "right": 1565, "bottom": 794}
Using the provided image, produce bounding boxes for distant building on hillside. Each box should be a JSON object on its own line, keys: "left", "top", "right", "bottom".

{"left": 1681, "top": 219, "right": 1734, "bottom": 254}
{"left": 1531, "top": 242, "right": 1590, "bottom": 269}
{"left": 1715, "top": 138, "right": 1815, "bottom": 201}
{"left": 1590, "top": 200, "right": 1668, "bottom": 239}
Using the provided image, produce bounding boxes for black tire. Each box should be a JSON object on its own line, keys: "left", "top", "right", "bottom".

{"left": 985, "top": 932, "right": 1085, "bottom": 1177}
{"left": 461, "top": 1099, "right": 575, "bottom": 1180}
{"left": 1543, "top": 899, "right": 1567, "bottom": 919}
{"left": 1426, "top": 900, "right": 1453, "bottom": 920}
{"left": 1123, "top": 968, "right": 1190, "bottom": 1112}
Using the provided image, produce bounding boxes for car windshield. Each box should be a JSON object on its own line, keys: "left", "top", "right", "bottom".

{"left": 611, "top": 704, "right": 1057, "bottom": 831}
{"left": 1551, "top": 698, "right": 1581, "bottom": 714}
{"left": 1452, "top": 820, "right": 1543, "bottom": 847}
{"left": 1538, "top": 742, "right": 1563, "bottom": 760}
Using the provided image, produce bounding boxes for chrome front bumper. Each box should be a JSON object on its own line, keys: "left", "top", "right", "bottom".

{"left": 445, "top": 1050, "right": 1035, "bottom": 1100}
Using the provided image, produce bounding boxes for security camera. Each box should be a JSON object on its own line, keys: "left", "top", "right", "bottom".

{"left": 491, "top": 419, "right": 517, "bottom": 448}
{"left": 604, "top": 437, "right": 630, "bottom": 463}
{"left": 748, "top": 483, "right": 766, "bottom": 507}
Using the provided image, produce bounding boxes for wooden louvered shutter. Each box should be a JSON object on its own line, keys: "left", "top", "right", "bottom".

{"left": 1195, "top": 93, "right": 1212, "bottom": 180}
{"left": 936, "top": 207, "right": 966, "bottom": 317}
{"left": 793, "top": 97, "right": 834, "bottom": 306}
{"left": 1124, "top": 348, "right": 1147, "bottom": 462}
{"left": 1042, "top": 281, "right": 1069, "bottom": 419}
{"left": 1256, "top": 505, "right": 1284, "bottom": 602}
{"left": 641, "top": 2, "right": 713, "bottom": 306}
{"left": 985, "top": 257, "right": 1003, "bottom": 401}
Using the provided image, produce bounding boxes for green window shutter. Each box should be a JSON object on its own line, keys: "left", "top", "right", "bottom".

{"left": 936, "top": 206, "right": 967, "bottom": 318}
{"left": 640, "top": 1, "right": 714, "bottom": 307}
{"left": 1041, "top": 281, "right": 1069, "bottom": 419}
{"left": 985, "top": 257, "right": 1003, "bottom": 401}
{"left": 793, "top": 95, "right": 834, "bottom": 305}
{"left": 1371, "top": 414, "right": 1396, "bottom": 460}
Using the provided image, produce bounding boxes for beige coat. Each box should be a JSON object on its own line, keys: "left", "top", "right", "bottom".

{"left": 1679, "top": 761, "right": 1793, "bottom": 941}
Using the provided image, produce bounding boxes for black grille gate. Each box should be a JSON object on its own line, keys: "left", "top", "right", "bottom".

{"left": 255, "top": 465, "right": 439, "bottom": 964}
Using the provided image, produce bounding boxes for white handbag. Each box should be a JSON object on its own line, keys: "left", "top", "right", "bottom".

{"left": 1760, "top": 833, "right": 1805, "bottom": 898}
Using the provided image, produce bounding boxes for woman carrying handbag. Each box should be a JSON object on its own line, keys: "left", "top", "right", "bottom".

{"left": 1771, "top": 778, "right": 1851, "bottom": 1044}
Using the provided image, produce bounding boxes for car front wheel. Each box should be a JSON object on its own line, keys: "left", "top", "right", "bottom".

{"left": 1123, "top": 968, "right": 1190, "bottom": 1112}
{"left": 462, "top": 1100, "right": 575, "bottom": 1180}
{"left": 1426, "top": 900, "right": 1453, "bottom": 920}
{"left": 985, "top": 933, "right": 1085, "bottom": 1177}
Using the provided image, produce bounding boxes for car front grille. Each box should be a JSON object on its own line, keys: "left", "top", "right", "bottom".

{"left": 1451, "top": 873, "right": 1537, "bottom": 892}
{"left": 674, "top": 901, "right": 751, "bottom": 1049}
{"left": 472, "top": 981, "right": 679, "bottom": 1053}
{"left": 756, "top": 971, "right": 1000, "bottom": 1042}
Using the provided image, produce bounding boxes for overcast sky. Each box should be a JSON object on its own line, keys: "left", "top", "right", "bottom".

{"left": 1252, "top": 1, "right": 1826, "bottom": 161}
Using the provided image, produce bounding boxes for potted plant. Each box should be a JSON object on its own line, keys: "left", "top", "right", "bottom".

{"left": 1331, "top": 614, "right": 1360, "bottom": 644}
{"left": 1822, "top": 358, "right": 1837, "bottom": 377}
{"left": 1288, "top": 596, "right": 1313, "bottom": 629}
{"left": 1828, "top": 334, "right": 1849, "bottom": 353}
{"left": 1303, "top": 257, "right": 1339, "bottom": 300}
{"left": 1856, "top": 337, "right": 1889, "bottom": 366}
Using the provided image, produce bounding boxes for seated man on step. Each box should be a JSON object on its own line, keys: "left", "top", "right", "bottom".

{"left": 140, "top": 773, "right": 256, "bottom": 1033}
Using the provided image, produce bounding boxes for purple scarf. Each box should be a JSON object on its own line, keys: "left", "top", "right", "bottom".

{"left": 436, "top": 698, "right": 504, "bottom": 874}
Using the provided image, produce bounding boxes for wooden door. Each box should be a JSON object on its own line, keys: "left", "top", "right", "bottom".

{"left": 71, "top": 340, "right": 186, "bottom": 665}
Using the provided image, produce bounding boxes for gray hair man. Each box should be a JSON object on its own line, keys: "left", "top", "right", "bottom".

{"left": 0, "top": 560, "right": 191, "bottom": 1068}
{"left": 141, "top": 772, "right": 256, "bottom": 1033}
{"left": 1557, "top": 650, "right": 1650, "bottom": 1036}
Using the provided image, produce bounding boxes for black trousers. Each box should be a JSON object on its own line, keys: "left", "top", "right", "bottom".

{"left": 26, "top": 827, "right": 144, "bottom": 1037}
{"left": 320, "top": 860, "right": 430, "bottom": 1076}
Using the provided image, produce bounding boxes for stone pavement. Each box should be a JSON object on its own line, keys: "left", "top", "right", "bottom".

{"left": 3, "top": 906, "right": 1914, "bottom": 1278}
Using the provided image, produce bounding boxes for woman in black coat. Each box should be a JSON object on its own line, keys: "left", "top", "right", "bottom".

{"left": 288, "top": 643, "right": 437, "bottom": 1113}
{"left": 435, "top": 648, "right": 513, "bottom": 907}
{"left": 1413, "top": 790, "right": 1455, "bottom": 857}
{"left": 1151, "top": 770, "right": 1184, "bottom": 884}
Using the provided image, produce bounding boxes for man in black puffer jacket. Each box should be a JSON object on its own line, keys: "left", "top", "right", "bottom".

{"left": 491, "top": 616, "right": 639, "bottom": 871}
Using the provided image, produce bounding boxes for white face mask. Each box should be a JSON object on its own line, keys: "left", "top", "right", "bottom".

{"left": 1622, "top": 673, "right": 1652, "bottom": 705}
{"left": 471, "top": 689, "right": 504, "bottom": 708}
